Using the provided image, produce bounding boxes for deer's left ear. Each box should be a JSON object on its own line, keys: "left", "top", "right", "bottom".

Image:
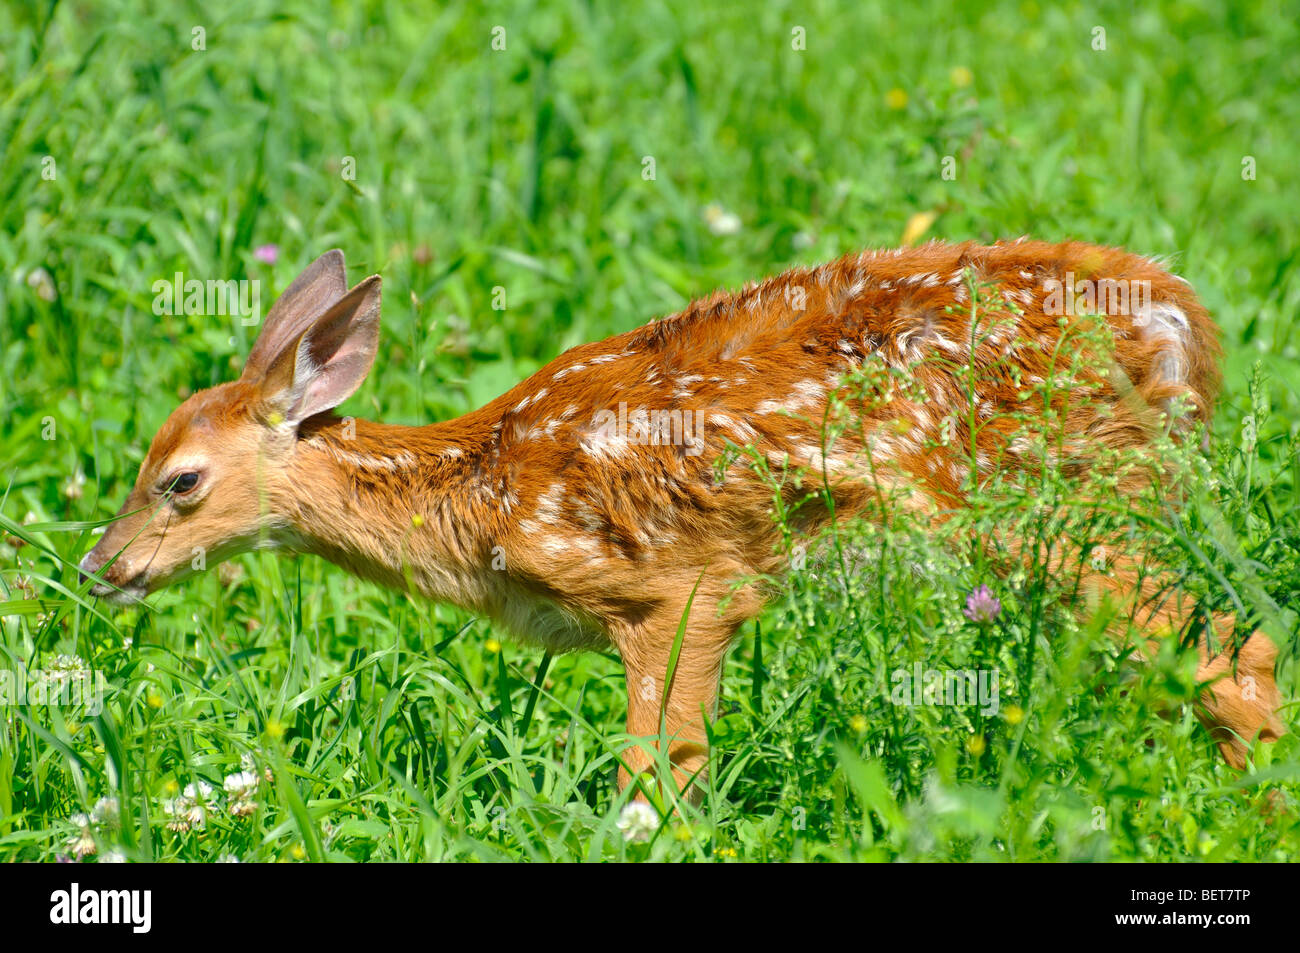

{"left": 258, "top": 275, "right": 382, "bottom": 426}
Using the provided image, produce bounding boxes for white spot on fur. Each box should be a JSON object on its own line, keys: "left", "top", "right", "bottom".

{"left": 579, "top": 428, "right": 628, "bottom": 460}
{"left": 534, "top": 483, "right": 566, "bottom": 525}
{"left": 713, "top": 414, "right": 758, "bottom": 443}
{"left": 554, "top": 363, "right": 587, "bottom": 381}
{"left": 790, "top": 378, "right": 824, "bottom": 408}
{"left": 511, "top": 387, "right": 548, "bottom": 415}
{"left": 316, "top": 444, "right": 417, "bottom": 472}
{"left": 1135, "top": 302, "right": 1190, "bottom": 384}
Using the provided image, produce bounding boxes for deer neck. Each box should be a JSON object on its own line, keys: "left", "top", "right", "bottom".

{"left": 273, "top": 412, "right": 506, "bottom": 609}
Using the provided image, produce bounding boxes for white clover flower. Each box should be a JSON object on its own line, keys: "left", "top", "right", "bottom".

{"left": 183, "top": 781, "right": 215, "bottom": 800}
{"left": 165, "top": 782, "right": 216, "bottom": 832}
{"left": 223, "top": 770, "right": 259, "bottom": 817}
{"left": 92, "top": 796, "right": 120, "bottom": 831}
{"left": 62, "top": 470, "right": 86, "bottom": 501}
{"left": 39, "top": 654, "right": 90, "bottom": 687}
{"left": 616, "top": 801, "right": 660, "bottom": 843}
{"left": 703, "top": 203, "right": 742, "bottom": 236}
{"left": 223, "top": 770, "right": 258, "bottom": 797}
{"left": 26, "top": 266, "right": 57, "bottom": 302}
{"left": 99, "top": 848, "right": 126, "bottom": 863}
{"left": 162, "top": 797, "right": 191, "bottom": 832}
{"left": 68, "top": 813, "right": 97, "bottom": 859}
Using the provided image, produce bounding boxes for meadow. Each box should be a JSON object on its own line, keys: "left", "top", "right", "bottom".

{"left": 0, "top": 0, "right": 1297, "bottom": 862}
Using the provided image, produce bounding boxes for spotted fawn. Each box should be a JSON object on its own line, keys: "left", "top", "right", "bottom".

{"left": 80, "top": 242, "right": 1285, "bottom": 796}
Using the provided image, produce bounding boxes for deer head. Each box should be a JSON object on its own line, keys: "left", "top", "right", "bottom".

{"left": 79, "top": 251, "right": 382, "bottom": 602}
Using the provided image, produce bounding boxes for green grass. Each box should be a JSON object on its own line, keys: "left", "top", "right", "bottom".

{"left": 1, "top": 0, "right": 1298, "bottom": 861}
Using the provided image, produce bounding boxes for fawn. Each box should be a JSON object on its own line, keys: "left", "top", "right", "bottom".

{"left": 80, "top": 242, "right": 1285, "bottom": 797}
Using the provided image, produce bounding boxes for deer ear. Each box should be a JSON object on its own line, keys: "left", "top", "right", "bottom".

{"left": 244, "top": 249, "right": 349, "bottom": 380}
{"left": 257, "top": 275, "right": 382, "bottom": 426}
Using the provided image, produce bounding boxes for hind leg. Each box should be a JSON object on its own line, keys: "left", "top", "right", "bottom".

{"left": 1085, "top": 557, "right": 1286, "bottom": 765}
{"left": 1191, "top": 619, "right": 1285, "bottom": 767}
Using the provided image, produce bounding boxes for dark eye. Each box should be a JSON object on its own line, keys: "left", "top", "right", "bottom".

{"left": 168, "top": 472, "right": 200, "bottom": 495}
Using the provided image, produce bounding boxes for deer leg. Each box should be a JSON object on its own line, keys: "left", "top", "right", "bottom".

{"left": 1191, "top": 618, "right": 1284, "bottom": 767}
{"left": 613, "top": 601, "right": 737, "bottom": 804}
{"left": 1082, "top": 554, "right": 1286, "bottom": 765}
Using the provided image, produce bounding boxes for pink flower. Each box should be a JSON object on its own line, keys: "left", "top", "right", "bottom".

{"left": 253, "top": 244, "right": 279, "bottom": 265}
{"left": 963, "top": 585, "right": 1001, "bottom": 624}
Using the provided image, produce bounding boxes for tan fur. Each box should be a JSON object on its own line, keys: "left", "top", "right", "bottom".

{"left": 81, "top": 243, "right": 1286, "bottom": 798}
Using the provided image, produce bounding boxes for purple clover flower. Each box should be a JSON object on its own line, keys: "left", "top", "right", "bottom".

{"left": 253, "top": 244, "right": 279, "bottom": 265}
{"left": 963, "top": 584, "right": 1001, "bottom": 624}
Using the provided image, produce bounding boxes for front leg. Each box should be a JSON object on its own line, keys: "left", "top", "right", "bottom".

{"left": 613, "top": 598, "right": 739, "bottom": 804}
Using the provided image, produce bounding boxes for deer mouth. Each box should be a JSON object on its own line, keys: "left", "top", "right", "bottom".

{"left": 90, "top": 579, "right": 149, "bottom": 604}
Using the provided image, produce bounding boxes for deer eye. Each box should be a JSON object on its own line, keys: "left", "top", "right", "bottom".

{"left": 167, "top": 472, "right": 201, "bottom": 495}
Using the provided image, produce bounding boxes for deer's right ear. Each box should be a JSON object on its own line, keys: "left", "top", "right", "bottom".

{"left": 243, "top": 249, "right": 350, "bottom": 380}
{"left": 254, "top": 275, "right": 383, "bottom": 428}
